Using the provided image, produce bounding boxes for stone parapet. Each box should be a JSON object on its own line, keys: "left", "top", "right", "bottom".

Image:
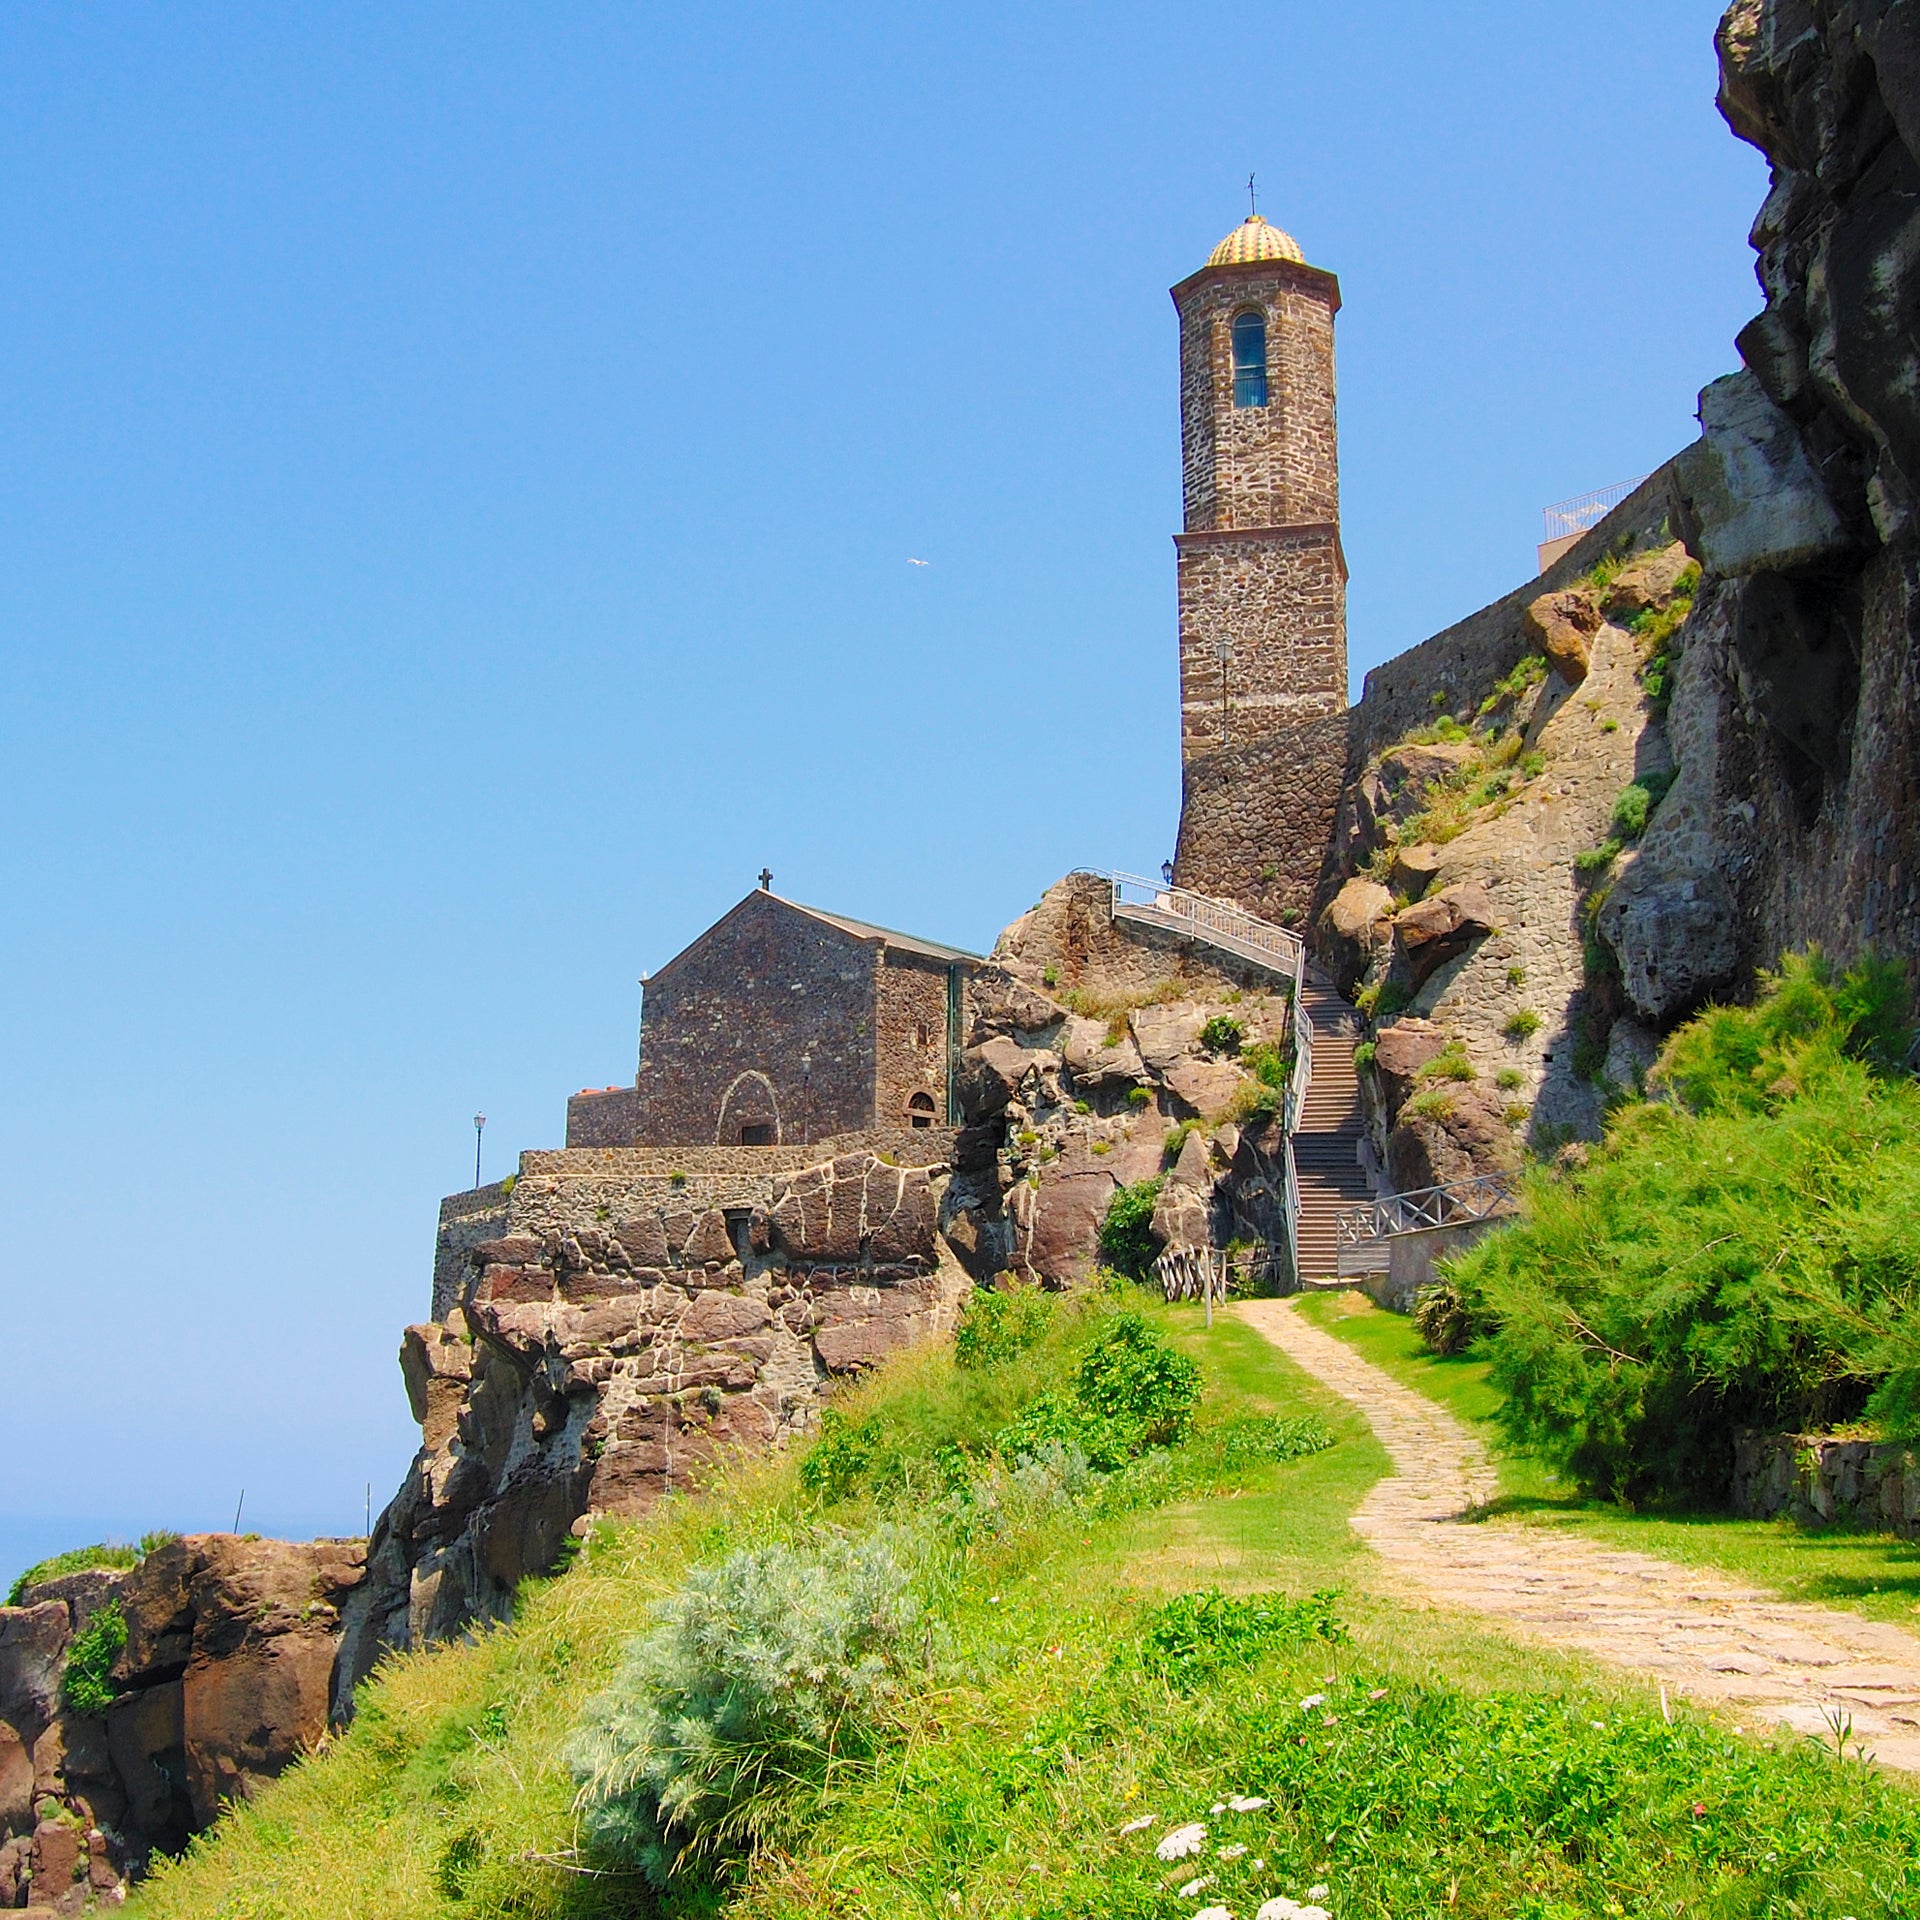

{"left": 1732, "top": 1429, "right": 1920, "bottom": 1538}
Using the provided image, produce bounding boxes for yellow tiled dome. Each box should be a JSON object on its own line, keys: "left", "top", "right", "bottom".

{"left": 1207, "top": 214, "right": 1305, "bottom": 268}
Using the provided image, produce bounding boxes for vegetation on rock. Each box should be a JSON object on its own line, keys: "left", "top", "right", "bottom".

{"left": 1443, "top": 952, "right": 1919, "bottom": 1502}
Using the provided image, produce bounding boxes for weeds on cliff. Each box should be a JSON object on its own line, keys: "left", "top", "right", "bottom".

{"left": 1496, "top": 1067, "right": 1523, "bottom": 1091}
{"left": 1097, "top": 1178, "right": 1163, "bottom": 1280}
{"left": 1416, "top": 1045, "right": 1476, "bottom": 1084}
{"left": 954, "top": 1285, "right": 1054, "bottom": 1371}
{"left": 1352, "top": 1040, "right": 1377, "bottom": 1071}
{"left": 1476, "top": 651, "right": 1548, "bottom": 717}
{"left": 1199, "top": 1014, "right": 1244, "bottom": 1056}
{"left": 7, "top": 1541, "right": 143, "bottom": 1605}
{"left": 1448, "top": 950, "right": 1920, "bottom": 1503}
{"left": 1501, "top": 1009, "right": 1542, "bottom": 1043}
{"left": 1161, "top": 1118, "right": 1202, "bottom": 1166}
{"left": 1573, "top": 838, "right": 1621, "bottom": 875}
{"left": 1404, "top": 1087, "right": 1456, "bottom": 1121}
{"left": 1612, "top": 768, "right": 1675, "bottom": 841}
{"left": 62, "top": 1598, "right": 128, "bottom": 1715}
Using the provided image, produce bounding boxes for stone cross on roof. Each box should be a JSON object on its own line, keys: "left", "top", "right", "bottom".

{"left": 758, "top": 868, "right": 772, "bottom": 891}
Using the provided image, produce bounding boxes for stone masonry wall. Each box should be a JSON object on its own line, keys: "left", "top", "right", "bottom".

{"left": 1176, "top": 527, "right": 1346, "bottom": 755}
{"left": 565, "top": 1086, "right": 640, "bottom": 1148}
{"left": 635, "top": 893, "right": 877, "bottom": 1147}
{"left": 874, "top": 953, "right": 954, "bottom": 1129}
{"left": 1176, "top": 260, "right": 1340, "bottom": 535}
{"left": 1174, "top": 711, "right": 1348, "bottom": 923}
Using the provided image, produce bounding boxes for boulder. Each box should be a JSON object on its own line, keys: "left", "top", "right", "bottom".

{"left": 104, "top": 1683, "right": 188, "bottom": 1855}
{"left": 1602, "top": 541, "right": 1694, "bottom": 619}
{"left": 682, "top": 1209, "right": 737, "bottom": 1267}
{"left": 1386, "top": 1086, "right": 1518, "bottom": 1192}
{"left": 1320, "top": 876, "right": 1395, "bottom": 992}
{"left": 0, "top": 1606, "right": 70, "bottom": 1741}
{"left": 1128, "top": 1003, "right": 1207, "bottom": 1074}
{"left": 29, "top": 1819, "right": 79, "bottom": 1907}
{"left": 967, "top": 967, "right": 1064, "bottom": 1042}
{"left": 1161, "top": 1057, "right": 1249, "bottom": 1121}
{"left": 1602, "top": 1016, "right": 1662, "bottom": 1092}
{"left": 810, "top": 1279, "right": 941, "bottom": 1374}
{"left": 958, "top": 1035, "right": 1039, "bottom": 1119}
{"left": 1369, "top": 1018, "right": 1449, "bottom": 1118}
{"left": 1670, "top": 370, "right": 1851, "bottom": 577}
{"left": 1524, "top": 588, "right": 1602, "bottom": 684}
{"left": 1061, "top": 1017, "right": 1146, "bottom": 1089}
{"left": 1391, "top": 882, "right": 1499, "bottom": 984}
{"left": 1374, "top": 740, "right": 1478, "bottom": 820}
{"left": 1596, "top": 866, "right": 1742, "bottom": 1024}
{"left": 1388, "top": 842, "right": 1444, "bottom": 900}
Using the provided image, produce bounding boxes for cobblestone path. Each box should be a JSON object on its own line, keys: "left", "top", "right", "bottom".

{"left": 1238, "top": 1297, "right": 1920, "bottom": 1773}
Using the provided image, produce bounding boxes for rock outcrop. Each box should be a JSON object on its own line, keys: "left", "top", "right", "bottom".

{"left": 0, "top": 1536, "right": 365, "bottom": 1906}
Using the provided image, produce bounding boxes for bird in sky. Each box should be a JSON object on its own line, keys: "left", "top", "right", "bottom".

{"left": 907, "top": 556, "right": 929, "bottom": 566}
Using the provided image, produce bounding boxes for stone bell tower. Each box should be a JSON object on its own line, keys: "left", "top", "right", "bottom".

{"left": 1169, "top": 212, "right": 1348, "bottom": 924}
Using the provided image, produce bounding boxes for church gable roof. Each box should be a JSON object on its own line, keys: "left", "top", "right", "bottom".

{"left": 643, "top": 889, "right": 980, "bottom": 986}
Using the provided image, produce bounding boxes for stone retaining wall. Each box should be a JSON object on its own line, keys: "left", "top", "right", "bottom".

{"left": 1732, "top": 1429, "right": 1920, "bottom": 1538}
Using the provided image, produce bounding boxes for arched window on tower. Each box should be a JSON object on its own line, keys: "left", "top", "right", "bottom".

{"left": 1231, "top": 310, "right": 1269, "bottom": 409}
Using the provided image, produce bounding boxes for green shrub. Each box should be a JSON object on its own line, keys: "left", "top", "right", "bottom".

{"left": 1352, "top": 1039, "right": 1377, "bottom": 1070}
{"left": 1502, "top": 1008, "right": 1542, "bottom": 1042}
{"left": 1413, "top": 1280, "right": 1486, "bottom": 1358}
{"left": 1096, "top": 1178, "right": 1162, "bottom": 1280}
{"left": 62, "top": 1599, "right": 127, "bottom": 1716}
{"left": 1134, "top": 1587, "right": 1346, "bottom": 1686}
{"left": 1611, "top": 768, "right": 1676, "bottom": 841}
{"left": 992, "top": 1314, "right": 1199, "bottom": 1474}
{"left": 1451, "top": 950, "right": 1920, "bottom": 1502}
{"left": 7, "top": 1543, "right": 141, "bottom": 1607}
{"left": 566, "top": 1529, "right": 924, "bottom": 1882}
{"left": 1478, "top": 652, "right": 1548, "bottom": 716}
{"left": 1126, "top": 1086, "right": 1153, "bottom": 1108}
{"left": 798, "top": 1407, "right": 883, "bottom": 1503}
{"left": 1418, "top": 1045, "right": 1476, "bottom": 1083}
{"left": 1226, "top": 1079, "right": 1284, "bottom": 1124}
{"left": 1241, "top": 1040, "right": 1289, "bottom": 1090}
{"left": 1160, "top": 1119, "right": 1201, "bottom": 1167}
{"left": 1404, "top": 1086, "right": 1456, "bottom": 1121}
{"left": 1198, "top": 1014, "right": 1243, "bottom": 1056}
{"left": 1574, "top": 838, "right": 1622, "bottom": 875}
{"left": 953, "top": 1285, "right": 1053, "bottom": 1371}
{"left": 1520, "top": 750, "right": 1546, "bottom": 778}
{"left": 1496, "top": 1067, "right": 1524, "bottom": 1091}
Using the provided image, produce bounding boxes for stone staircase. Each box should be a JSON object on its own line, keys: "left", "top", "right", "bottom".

{"left": 1290, "top": 976, "right": 1373, "bottom": 1282}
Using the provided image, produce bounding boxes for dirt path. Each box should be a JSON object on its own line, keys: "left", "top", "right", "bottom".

{"left": 1238, "top": 1297, "right": 1920, "bottom": 1773}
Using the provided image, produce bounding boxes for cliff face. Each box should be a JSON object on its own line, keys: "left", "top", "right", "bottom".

{"left": 0, "top": 1536, "right": 364, "bottom": 1907}
{"left": 1617, "top": 0, "right": 1920, "bottom": 1006}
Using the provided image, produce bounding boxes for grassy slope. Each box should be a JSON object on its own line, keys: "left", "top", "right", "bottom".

{"left": 132, "top": 1297, "right": 1920, "bottom": 1920}
{"left": 1294, "top": 1289, "right": 1920, "bottom": 1628}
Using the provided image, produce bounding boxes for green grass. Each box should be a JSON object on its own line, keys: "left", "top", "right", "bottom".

{"left": 1296, "top": 1289, "right": 1920, "bottom": 1630}
{"left": 128, "top": 1291, "right": 1920, "bottom": 1920}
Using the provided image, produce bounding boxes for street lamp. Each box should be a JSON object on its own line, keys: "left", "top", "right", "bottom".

{"left": 473, "top": 1111, "right": 486, "bottom": 1189}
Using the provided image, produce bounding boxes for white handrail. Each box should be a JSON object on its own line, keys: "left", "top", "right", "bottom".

{"left": 1105, "top": 872, "right": 1305, "bottom": 979}
{"left": 1335, "top": 1172, "right": 1519, "bottom": 1246}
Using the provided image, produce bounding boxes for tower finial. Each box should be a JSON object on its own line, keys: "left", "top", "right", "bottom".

{"left": 1247, "top": 172, "right": 1258, "bottom": 218}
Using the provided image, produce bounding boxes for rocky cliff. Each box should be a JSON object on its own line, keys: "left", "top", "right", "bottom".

{"left": 0, "top": 1536, "right": 363, "bottom": 1909}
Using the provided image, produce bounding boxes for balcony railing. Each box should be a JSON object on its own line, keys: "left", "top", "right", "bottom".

{"left": 1104, "top": 872, "right": 1305, "bottom": 979}
{"left": 1335, "top": 1172, "right": 1520, "bottom": 1247}
{"left": 1542, "top": 476, "right": 1650, "bottom": 545}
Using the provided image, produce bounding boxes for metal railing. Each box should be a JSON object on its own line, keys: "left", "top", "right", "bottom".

{"left": 1542, "top": 476, "right": 1650, "bottom": 545}
{"left": 1105, "top": 872, "right": 1305, "bottom": 979}
{"left": 1335, "top": 1172, "right": 1520, "bottom": 1248}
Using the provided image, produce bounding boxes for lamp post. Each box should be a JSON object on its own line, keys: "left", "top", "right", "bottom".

{"left": 473, "top": 1112, "right": 486, "bottom": 1189}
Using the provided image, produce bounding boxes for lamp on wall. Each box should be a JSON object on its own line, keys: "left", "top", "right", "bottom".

{"left": 473, "top": 1111, "right": 486, "bottom": 1189}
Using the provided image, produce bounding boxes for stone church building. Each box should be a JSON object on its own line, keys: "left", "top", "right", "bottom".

{"left": 567, "top": 882, "right": 979, "bottom": 1148}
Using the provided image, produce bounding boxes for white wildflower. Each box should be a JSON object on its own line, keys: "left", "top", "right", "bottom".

{"left": 1117, "top": 1812, "right": 1157, "bottom": 1836}
{"left": 1299, "top": 1693, "right": 1326, "bottom": 1710}
{"left": 1228, "top": 1794, "right": 1269, "bottom": 1811}
{"left": 1210, "top": 1800, "right": 1226, "bottom": 1814}
{"left": 1156, "top": 1822, "right": 1208, "bottom": 1860}
{"left": 1193, "top": 1908, "right": 1235, "bottom": 1920}
{"left": 1307, "top": 1889, "right": 1330, "bottom": 1903}
{"left": 1217, "top": 1842, "right": 1248, "bottom": 1860}
{"left": 1178, "top": 1875, "right": 1214, "bottom": 1897}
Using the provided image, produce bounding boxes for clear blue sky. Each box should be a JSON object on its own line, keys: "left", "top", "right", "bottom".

{"left": 0, "top": 2, "right": 1764, "bottom": 1581}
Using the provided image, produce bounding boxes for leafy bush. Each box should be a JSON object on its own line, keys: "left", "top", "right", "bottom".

{"left": 952, "top": 1284, "right": 1053, "bottom": 1371}
{"left": 1418, "top": 1044, "right": 1477, "bottom": 1083}
{"left": 1134, "top": 1587, "right": 1346, "bottom": 1686}
{"left": 1451, "top": 951, "right": 1920, "bottom": 1501}
{"left": 1403, "top": 1086, "right": 1455, "bottom": 1121}
{"left": 798, "top": 1406, "right": 882, "bottom": 1503}
{"left": 567, "top": 1529, "right": 924, "bottom": 1882}
{"left": 1495, "top": 1067, "right": 1523, "bottom": 1091}
{"left": 1413, "top": 1280, "right": 1486, "bottom": 1358}
{"left": 996, "top": 1312, "right": 1200, "bottom": 1473}
{"left": 62, "top": 1599, "right": 127, "bottom": 1715}
{"left": 1097, "top": 1178, "right": 1162, "bottom": 1280}
{"left": 1198, "top": 1014, "right": 1243, "bottom": 1056}
{"left": 1352, "top": 1039, "right": 1377, "bottom": 1070}
{"left": 1574, "top": 838, "right": 1622, "bottom": 875}
{"left": 1241, "top": 1040, "right": 1289, "bottom": 1089}
{"left": 1611, "top": 769, "right": 1675, "bottom": 841}
{"left": 7, "top": 1542, "right": 141, "bottom": 1607}
{"left": 1501, "top": 1008, "right": 1542, "bottom": 1042}
{"left": 1226, "top": 1078, "right": 1284, "bottom": 1124}
{"left": 1160, "top": 1119, "right": 1201, "bottom": 1167}
{"left": 1126, "top": 1086, "right": 1153, "bottom": 1108}
{"left": 1477, "top": 652, "right": 1548, "bottom": 716}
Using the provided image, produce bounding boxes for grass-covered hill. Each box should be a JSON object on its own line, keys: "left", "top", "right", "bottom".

{"left": 131, "top": 1273, "right": 1920, "bottom": 1919}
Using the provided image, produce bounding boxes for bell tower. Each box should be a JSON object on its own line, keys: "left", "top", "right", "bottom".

{"left": 1170, "top": 213, "right": 1348, "bottom": 923}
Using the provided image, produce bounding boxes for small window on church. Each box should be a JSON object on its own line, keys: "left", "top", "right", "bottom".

{"left": 907, "top": 1092, "right": 937, "bottom": 1130}
{"left": 739, "top": 1122, "right": 774, "bottom": 1145}
{"left": 1231, "top": 310, "right": 1268, "bottom": 408}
